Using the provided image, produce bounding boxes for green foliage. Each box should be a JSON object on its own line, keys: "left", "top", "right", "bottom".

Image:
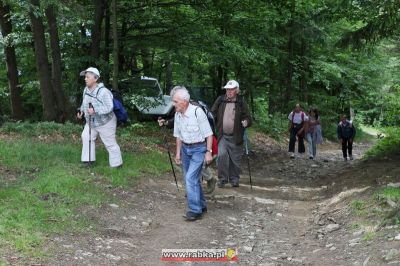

{"left": 374, "top": 187, "right": 400, "bottom": 202}
{"left": 350, "top": 200, "right": 367, "bottom": 216}
{"left": 253, "top": 96, "right": 287, "bottom": 139}
{"left": 365, "top": 127, "right": 400, "bottom": 157}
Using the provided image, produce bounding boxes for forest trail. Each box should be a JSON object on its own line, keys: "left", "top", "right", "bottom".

{"left": 39, "top": 136, "right": 400, "bottom": 266}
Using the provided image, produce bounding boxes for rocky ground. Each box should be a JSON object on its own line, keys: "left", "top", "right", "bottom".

{"left": 5, "top": 134, "right": 400, "bottom": 266}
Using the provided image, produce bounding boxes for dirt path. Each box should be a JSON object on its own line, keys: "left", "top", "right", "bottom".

{"left": 30, "top": 139, "right": 400, "bottom": 265}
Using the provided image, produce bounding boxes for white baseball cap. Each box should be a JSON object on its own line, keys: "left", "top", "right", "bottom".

{"left": 223, "top": 80, "right": 239, "bottom": 89}
{"left": 80, "top": 67, "right": 100, "bottom": 77}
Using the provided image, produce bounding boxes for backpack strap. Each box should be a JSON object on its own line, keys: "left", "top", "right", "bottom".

{"left": 84, "top": 85, "right": 105, "bottom": 104}
{"left": 291, "top": 111, "right": 305, "bottom": 123}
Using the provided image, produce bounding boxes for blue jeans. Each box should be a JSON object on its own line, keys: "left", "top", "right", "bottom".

{"left": 181, "top": 143, "right": 207, "bottom": 214}
{"left": 306, "top": 133, "right": 316, "bottom": 157}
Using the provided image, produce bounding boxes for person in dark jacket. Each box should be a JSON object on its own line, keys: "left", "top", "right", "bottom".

{"left": 211, "top": 80, "right": 252, "bottom": 188}
{"left": 337, "top": 115, "right": 356, "bottom": 161}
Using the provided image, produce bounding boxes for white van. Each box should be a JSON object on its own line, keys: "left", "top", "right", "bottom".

{"left": 125, "top": 76, "right": 174, "bottom": 118}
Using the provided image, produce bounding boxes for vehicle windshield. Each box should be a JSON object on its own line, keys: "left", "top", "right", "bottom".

{"left": 120, "top": 78, "right": 161, "bottom": 97}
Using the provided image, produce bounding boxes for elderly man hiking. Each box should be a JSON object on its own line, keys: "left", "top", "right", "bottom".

{"left": 172, "top": 86, "right": 213, "bottom": 221}
{"left": 211, "top": 80, "right": 252, "bottom": 188}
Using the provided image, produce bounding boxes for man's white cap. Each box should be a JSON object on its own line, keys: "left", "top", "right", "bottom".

{"left": 223, "top": 80, "right": 239, "bottom": 89}
{"left": 80, "top": 67, "right": 100, "bottom": 77}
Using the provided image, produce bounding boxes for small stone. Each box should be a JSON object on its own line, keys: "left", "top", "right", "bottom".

{"left": 325, "top": 223, "right": 340, "bottom": 233}
{"left": 387, "top": 182, "right": 400, "bottom": 188}
{"left": 109, "top": 203, "right": 119, "bottom": 208}
{"left": 313, "top": 249, "right": 321, "bottom": 253}
{"left": 384, "top": 249, "right": 400, "bottom": 262}
{"left": 254, "top": 197, "right": 276, "bottom": 205}
{"left": 394, "top": 234, "right": 400, "bottom": 241}
{"left": 227, "top": 216, "right": 238, "bottom": 222}
{"left": 330, "top": 246, "right": 337, "bottom": 251}
{"left": 141, "top": 221, "right": 150, "bottom": 227}
{"left": 353, "top": 230, "right": 365, "bottom": 237}
{"left": 243, "top": 246, "right": 253, "bottom": 253}
{"left": 326, "top": 243, "right": 334, "bottom": 248}
{"left": 276, "top": 213, "right": 283, "bottom": 217}
{"left": 363, "top": 256, "right": 370, "bottom": 266}
{"left": 210, "top": 240, "right": 219, "bottom": 245}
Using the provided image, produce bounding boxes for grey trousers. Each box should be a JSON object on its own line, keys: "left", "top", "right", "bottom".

{"left": 217, "top": 135, "right": 242, "bottom": 184}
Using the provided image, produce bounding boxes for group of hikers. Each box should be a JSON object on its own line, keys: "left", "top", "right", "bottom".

{"left": 76, "top": 67, "right": 356, "bottom": 221}
{"left": 288, "top": 103, "right": 356, "bottom": 161}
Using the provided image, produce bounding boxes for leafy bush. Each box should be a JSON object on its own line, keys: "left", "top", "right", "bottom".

{"left": 365, "top": 127, "right": 400, "bottom": 157}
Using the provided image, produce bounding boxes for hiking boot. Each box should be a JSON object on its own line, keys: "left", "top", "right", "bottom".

{"left": 349, "top": 156, "right": 354, "bottom": 160}
{"left": 231, "top": 182, "right": 239, "bottom": 188}
{"left": 290, "top": 153, "right": 295, "bottom": 159}
{"left": 309, "top": 156, "right": 314, "bottom": 160}
{"left": 183, "top": 212, "right": 202, "bottom": 221}
{"left": 217, "top": 180, "right": 226, "bottom": 188}
{"left": 344, "top": 157, "right": 348, "bottom": 161}
{"left": 202, "top": 207, "right": 207, "bottom": 213}
{"left": 205, "top": 178, "right": 217, "bottom": 194}
{"left": 81, "top": 161, "right": 94, "bottom": 168}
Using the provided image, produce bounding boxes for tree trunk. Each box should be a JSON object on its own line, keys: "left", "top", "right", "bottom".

{"left": 165, "top": 57, "right": 173, "bottom": 94}
{"left": 45, "top": 5, "right": 67, "bottom": 122}
{"left": 103, "top": 0, "right": 111, "bottom": 84}
{"left": 285, "top": 0, "right": 296, "bottom": 104}
{"left": 0, "top": 2, "right": 23, "bottom": 120}
{"left": 90, "top": 0, "right": 105, "bottom": 60}
{"left": 141, "top": 48, "right": 153, "bottom": 76}
{"left": 29, "top": 0, "right": 57, "bottom": 121}
{"left": 111, "top": 0, "right": 118, "bottom": 91}
{"left": 299, "top": 34, "right": 308, "bottom": 104}
{"left": 118, "top": 19, "right": 127, "bottom": 72}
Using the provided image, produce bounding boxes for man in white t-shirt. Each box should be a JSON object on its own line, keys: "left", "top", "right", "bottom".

{"left": 287, "top": 103, "right": 308, "bottom": 158}
{"left": 173, "top": 86, "right": 213, "bottom": 221}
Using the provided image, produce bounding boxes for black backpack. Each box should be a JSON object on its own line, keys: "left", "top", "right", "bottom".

{"left": 190, "top": 100, "right": 216, "bottom": 135}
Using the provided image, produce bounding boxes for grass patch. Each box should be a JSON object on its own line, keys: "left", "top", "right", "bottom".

{"left": 350, "top": 200, "right": 368, "bottom": 216}
{"left": 375, "top": 187, "right": 400, "bottom": 201}
{"left": 362, "top": 231, "right": 376, "bottom": 241}
{"left": 365, "top": 127, "right": 400, "bottom": 158}
{"left": 0, "top": 123, "right": 170, "bottom": 258}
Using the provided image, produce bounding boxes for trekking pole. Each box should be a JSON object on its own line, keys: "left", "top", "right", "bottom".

{"left": 88, "top": 103, "right": 93, "bottom": 166}
{"left": 244, "top": 129, "right": 253, "bottom": 190}
{"left": 161, "top": 123, "right": 179, "bottom": 191}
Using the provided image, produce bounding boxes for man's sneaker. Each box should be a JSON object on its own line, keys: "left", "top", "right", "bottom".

{"left": 290, "top": 153, "right": 295, "bottom": 159}
{"left": 231, "top": 182, "right": 239, "bottom": 188}
{"left": 206, "top": 178, "right": 217, "bottom": 194}
{"left": 217, "top": 180, "right": 226, "bottom": 188}
{"left": 344, "top": 157, "right": 348, "bottom": 161}
{"left": 349, "top": 156, "right": 354, "bottom": 160}
{"left": 309, "top": 156, "right": 313, "bottom": 160}
{"left": 183, "top": 212, "right": 202, "bottom": 221}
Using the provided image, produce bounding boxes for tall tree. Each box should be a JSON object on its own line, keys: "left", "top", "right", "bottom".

{"left": 111, "top": 0, "right": 118, "bottom": 90}
{"left": 45, "top": 4, "right": 67, "bottom": 121}
{"left": 90, "top": 0, "right": 105, "bottom": 60}
{"left": 0, "top": 2, "right": 23, "bottom": 120}
{"left": 29, "top": 0, "right": 57, "bottom": 121}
